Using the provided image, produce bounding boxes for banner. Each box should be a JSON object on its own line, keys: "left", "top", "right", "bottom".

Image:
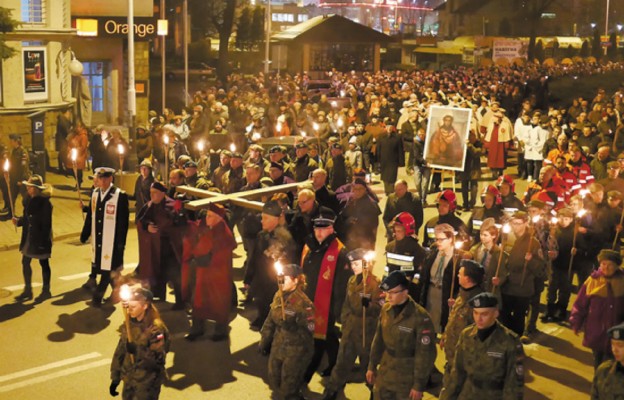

{"left": 23, "top": 47, "right": 48, "bottom": 102}
{"left": 492, "top": 40, "right": 527, "bottom": 62}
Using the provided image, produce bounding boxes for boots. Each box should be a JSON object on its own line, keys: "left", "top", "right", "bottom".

{"left": 82, "top": 278, "right": 97, "bottom": 292}
{"left": 321, "top": 389, "right": 338, "bottom": 400}
{"left": 553, "top": 303, "right": 568, "bottom": 322}
{"left": 35, "top": 287, "right": 51, "bottom": 302}
{"left": 185, "top": 318, "right": 205, "bottom": 341}
{"left": 540, "top": 303, "right": 557, "bottom": 323}
{"left": 15, "top": 288, "right": 33, "bottom": 302}
{"left": 209, "top": 323, "right": 229, "bottom": 341}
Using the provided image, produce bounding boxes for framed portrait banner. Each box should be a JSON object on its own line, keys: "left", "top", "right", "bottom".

{"left": 23, "top": 47, "right": 48, "bottom": 102}
{"left": 423, "top": 106, "right": 472, "bottom": 172}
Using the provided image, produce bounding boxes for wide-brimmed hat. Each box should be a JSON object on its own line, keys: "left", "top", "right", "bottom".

{"left": 22, "top": 174, "right": 45, "bottom": 190}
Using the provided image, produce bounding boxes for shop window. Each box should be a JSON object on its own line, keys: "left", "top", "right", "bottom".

{"left": 83, "top": 62, "right": 104, "bottom": 112}
{"left": 297, "top": 14, "right": 308, "bottom": 23}
{"left": 21, "top": 0, "right": 46, "bottom": 24}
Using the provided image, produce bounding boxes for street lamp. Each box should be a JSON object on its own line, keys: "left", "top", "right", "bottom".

{"left": 264, "top": 0, "right": 272, "bottom": 75}
{"left": 158, "top": 0, "right": 168, "bottom": 114}
{"left": 127, "top": 0, "right": 136, "bottom": 142}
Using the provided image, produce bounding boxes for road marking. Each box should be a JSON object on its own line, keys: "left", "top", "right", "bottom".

{"left": 0, "top": 359, "right": 110, "bottom": 393}
{"left": 58, "top": 272, "right": 91, "bottom": 281}
{"left": 3, "top": 283, "right": 42, "bottom": 291}
{"left": 0, "top": 352, "right": 101, "bottom": 383}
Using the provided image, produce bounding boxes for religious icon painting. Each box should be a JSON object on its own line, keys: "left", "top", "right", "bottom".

{"left": 423, "top": 106, "right": 472, "bottom": 172}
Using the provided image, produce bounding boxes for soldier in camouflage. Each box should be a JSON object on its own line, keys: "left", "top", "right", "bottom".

{"left": 440, "top": 292, "right": 524, "bottom": 400}
{"left": 592, "top": 322, "right": 624, "bottom": 400}
{"left": 367, "top": 271, "right": 437, "bottom": 400}
{"left": 110, "top": 287, "right": 170, "bottom": 400}
{"left": 323, "top": 248, "right": 383, "bottom": 400}
{"left": 259, "top": 263, "right": 315, "bottom": 400}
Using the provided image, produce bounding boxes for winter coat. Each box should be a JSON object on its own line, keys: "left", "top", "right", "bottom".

{"left": 17, "top": 193, "right": 53, "bottom": 258}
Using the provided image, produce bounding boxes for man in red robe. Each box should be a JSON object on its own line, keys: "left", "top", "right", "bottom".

{"left": 485, "top": 110, "right": 513, "bottom": 178}
{"left": 182, "top": 203, "right": 237, "bottom": 341}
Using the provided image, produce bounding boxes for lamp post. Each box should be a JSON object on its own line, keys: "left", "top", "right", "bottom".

{"left": 127, "top": 0, "right": 136, "bottom": 148}
{"left": 264, "top": 0, "right": 272, "bottom": 75}
{"left": 183, "top": 0, "right": 189, "bottom": 107}
{"left": 158, "top": 0, "right": 168, "bottom": 114}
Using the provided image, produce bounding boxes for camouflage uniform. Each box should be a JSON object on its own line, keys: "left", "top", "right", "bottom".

{"left": 592, "top": 359, "right": 624, "bottom": 399}
{"left": 325, "top": 273, "right": 382, "bottom": 393}
{"left": 439, "top": 321, "right": 524, "bottom": 400}
{"left": 260, "top": 287, "right": 315, "bottom": 400}
{"left": 368, "top": 297, "right": 437, "bottom": 399}
{"left": 110, "top": 317, "right": 170, "bottom": 400}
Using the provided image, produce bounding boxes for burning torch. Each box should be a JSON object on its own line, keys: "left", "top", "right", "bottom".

{"left": 493, "top": 223, "right": 511, "bottom": 295}
{"left": 569, "top": 209, "right": 587, "bottom": 280}
{"left": 275, "top": 261, "right": 286, "bottom": 320}
{"left": 70, "top": 148, "right": 85, "bottom": 220}
{"left": 3, "top": 159, "right": 16, "bottom": 232}
{"left": 521, "top": 215, "right": 541, "bottom": 286}
{"left": 119, "top": 284, "right": 135, "bottom": 363}
{"left": 362, "top": 251, "right": 375, "bottom": 347}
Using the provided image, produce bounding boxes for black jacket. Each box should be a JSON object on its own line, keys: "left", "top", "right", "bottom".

{"left": 17, "top": 194, "right": 53, "bottom": 257}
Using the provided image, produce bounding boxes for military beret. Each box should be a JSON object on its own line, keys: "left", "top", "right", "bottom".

{"left": 557, "top": 207, "right": 574, "bottom": 218}
{"left": 151, "top": 181, "right": 167, "bottom": 193}
{"left": 608, "top": 161, "right": 621, "bottom": 170}
{"left": 94, "top": 167, "right": 116, "bottom": 177}
{"left": 608, "top": 190, "right": 623, "bottom": 200}
{"left": 249, "top": 144, "right": 264, "bottom": 152}
{"left": 231, "top": 152, "right": 243, "bottom": 159}
{"left": 313, "top": 207, "right": 336, "bottom": 228}
{"left": 220, "top": 150, "right": 233, "bottom": 157}
{"left": 184, "top": 161, "right": 198, "bottom": 168}
{"left": 331, "top": 143, "right": 343, "bottom": 150}
{"left": 468, "top": 292, "right": 498, "bottom": 308}
{"left": 347, "top": 248, "right": 369, "bottom": 262}
{"left": 380, "top": 271, "right": 409, "bottom": 291}
{"left": 598, "top": 249, "right": 622, "bottom": 265}
{"left": 269, "top": 161, "right": 284, "bottom": 171}
{"left": 269, "top": 146, "right": 285, "bottom": 154}
{"left": 295, "top": 142, "right": 308, "bottom": 149}
{"left": 460, "top": 259, "right": 485, "bottom": 284}
{"left": 133, "top": 287, "right": 154, "bottom": 302}
{"left": 282, "top": 263, "right": 303, "bottom": 278}
{"left": 262, "top": 200, "right": 282, "bottom": 217}
{"left": 608, "top": 322, "right": 624, "bottom": 340}
{"left": 511, "top": 210, "right": 529, "bottom": 222}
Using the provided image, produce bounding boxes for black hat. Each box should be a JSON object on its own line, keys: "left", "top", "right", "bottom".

{"left": 269, "top": 161, "right": 284, "bottom": 171}
{"left": 94, "top": 167, "right": 116, "bottom": 177}
{"left": 331, "top": 143, "right": 343, "bottom": 150}
{"left": 269, "top": 145, "right": 285, "bottom": 154}
{"left": 598, "top": 249, "right": 622, "bottom": 265}
{"left": 295, "top": 142, "right": 308, "bottom": 149}
{"left": 262, "top": 200, "right": 282, "bottom": 217}
{"left": 220, "top": 150, "right": 233, "bottom": 158}
{"left": 460, "top": 259, "right": 485, "bottom": 284}
{"left": 184, "top": 160, "right": 198, "bottom": 169}
{"left": 468, "top": 292, "right": 498, "bottom": 308}
{"left": 607, "top": 322, "right": 624, "bottom": 340}
{"left": 313, "top": 207, "right": 336, "bottom": 228}
{"left": 232, "top": 152, "right": 243, "bottom": 159}
{"left": 380, "top": 271, "right": 409, "bottom": 291}
{"left": 133, "top": 287, "right": 154, "bottom": 302}
{"left": 347, "top": 248, "right": 369, "bottom": 262}
{"left": 511, "top": 210, "right": 529, "bottom": 222}
{"left": 282, "top": 263, "right": 303, "bottom": 278}
{"left": 151, "top": 181, "right": 167, "bottom": 193}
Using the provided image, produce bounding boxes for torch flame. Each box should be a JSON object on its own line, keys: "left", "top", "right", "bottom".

{"left": 275, "top": 261, "right": 284, "bottom": 276}
{"left": 313, "top": 122, "right": 319, "bottom": 131}
{"left": 163, "top": 134, "right": 169, "bottom": 145}
{"left": 276, "top": 122, "right": 282, "bottom": 132}
{"left": 502, "top": 223, "right": 511, "bottom": 234}
{"left": 364, "top": 251, "right": 375, "bottom": 263}
{"left": 551, "top": 217, "right": 558, "bottom": 225}
{"left": 3, "top": 159, "right": 9, "bottom": 172}
{"left": 301, "top": 131, "right": 307, "bottom": 138}
{"left": 577, "top": 209, "right": 587, "bottom": 218}
{"left": 230, "top": 143, "right": 236, "bottom": 152}
{"left": 252, "top": 132, "right": 262, "bottom": 141}
{"left": 455, "top": 240, "right": 464, "bottom": 250}
{"left": 71, "top": 148, "right": 77, "bottom": 161}
{"left": 532, "top": 215, "right": 541, "bottom": 224}
{"left": 246, "top": 123, "right": 253, "bottom": 133}
{"left": 117, "top": 144, "right": 124, "bottom": 155}
{"left": 331, "top": 101, "right": 338, "bottom": 108}
{"left": 337, "top": 118, "right": 344, "bottom": 128}
{"left": 119, "top": 284, "right": 132, "bottom": 302}
{"left": 197, "top": 140, "right": 205, "bottom": 152}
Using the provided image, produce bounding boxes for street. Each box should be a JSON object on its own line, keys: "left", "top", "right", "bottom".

{"left": 0, "top": 169, "right": 596, "bottom": 400}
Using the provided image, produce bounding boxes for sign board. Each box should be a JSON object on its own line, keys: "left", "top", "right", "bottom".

{"left": 492, "top": 40, "right": 527, "bottom": 62}
{"left": 31, "top": 113, "right": 45, "bottom": 151}
{"left": 72, "top": 0, "right": 153, "bottom": 17}
{"left": 23, "top": 47, "right": 48, "bottom": 102}
{"left": 74, "top": 17, "right": 160, "bottom": 39}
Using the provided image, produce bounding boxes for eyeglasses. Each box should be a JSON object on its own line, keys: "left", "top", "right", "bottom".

{"left": 385, "top": 288, "right": 406, "bottom": 295}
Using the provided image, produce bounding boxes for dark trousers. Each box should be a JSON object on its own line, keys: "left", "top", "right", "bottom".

{"left": 593, "top": 349, "right": 613, "bottom": 370}
{"left": 517, "top": 152, "right": 526, "bottom": 178}
{"left": 22, "top": 256, "right": 51, "bottom": 290}
{"left": 304, "top": 325, "right": 340, "bottom": 383}
{"left": 154, "top": 240, "right": 182, "bottom": 305}
{"left": 526, "top": 278, "right": 545, "bottom": 333}
{"left": 500, "top": 294, "right": 530, "bottom": 335}
{"left": 526, "top": 160, "right": 542, "bottom": 181}
{"left": 547, "top": 269, "right": 572, "bottom": 312}
{"left": 460, "top": 178, "right": 478, "bottom": 208}
{"left": 91, "top": 264, "right": 121, "bottom": 301}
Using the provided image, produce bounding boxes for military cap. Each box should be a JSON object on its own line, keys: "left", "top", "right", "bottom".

{"left": 269, "top": 161, "right": 284, "bottom": 171}
{"left": 94, "top": 167, "right": 116, "bottom": 177}
{"left": 249, "top": 144, "right": 264, "bottom": 152}
{"left": 608, "top": 190, "right": 623, "bottom": 200}
{"left": 220, "top": 150, "right": 233, "bottom": 158}
{"left": 380, "top": 270, "right": 409, "bottom": 291}
{"left": 460, "top": 259, "right": 485, "bottom": 284}
{"left": 177, "top": 154, "right": 192, "bottom": 164}
{"left": 608, "top": 322, "right": 624, "bottom": 340}
{"left": 151, "top": 181, "right": 167, "bottom": 193}
{"left": 347, "top": 248, "right": 369, "bottom": 262}
{"left": 331, "top": 143, "right": 343, "bottom": 151}
{"left": 133, "top": 287, "right": 154, "bottom": 302}
{"left": 468, "top": 292, "right": 498, "bottom": 308}
{"left": 598, "top": 249, "right": 622, "bottom": 265}
{"left": 328, "top": 137, "right": 339, "bottom": 143}
{"left": 295, "top": 142, "right": 308, "bottom": 149}
{"left": 313, "top": 207, "right": 336, "bottom": 228}
{"left": 184, "top": 160, "right": 198, "bottom": 169}
{"left": 231, "top": 152, "right": 243, "bottom": 159}
{"left": 262, "top": 200, "right": 282, "bottom": 217}
{"left": 511, "top": 210, "right": 529, "bottom": 222}
{"left": 527, "top": 199, "right": 545, "bottom": 210}
{"left": 557, "top": 207, "right": 574, "bottom": 218}
{"left": 8, "top": 133, "right": 21, "bottom": 142}
{"left": 139, "top": 159, "right": 153, "bottom": 169}
{"left": 282, "top": 263, "right": 303, "bottom": 278}
{"left": 269, "top": 145, "right": 285, "bottom": 154}
{"left": 608, "top": 161, "right": 621, "bottom": 170}
{"left": 22, "top": 174, "right": 45, "bottom": 190}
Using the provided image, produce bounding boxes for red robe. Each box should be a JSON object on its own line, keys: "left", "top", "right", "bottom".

{"left": 486, "top": 124, "right": 507, "bottom": 169}
{"left": 182, "top": 217, "right": 236, "bottom": 323}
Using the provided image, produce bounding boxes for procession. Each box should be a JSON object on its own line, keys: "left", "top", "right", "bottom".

{"left": 2, "top": 56, "right": 624, "bottom": 400}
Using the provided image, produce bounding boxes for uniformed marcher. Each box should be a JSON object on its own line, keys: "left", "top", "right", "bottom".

{"left": 80, "top": 167, "right": 130, "bottom": 307}
{"left": 259, "top": 263, "right": 315, "bottom": 400}
{"left": 110, "top": 286, "right": 170, "bottom": 400}
{"left": 591, "top": 322, "right": 624, "bottom": 400}
{"left": 439, "top": 292, "right": 524, "bottom": 400}
{"left": 293, "top": 142, "right": 318, "bottom": 182}
{"left": 367, "top": 271, "right": 437, "bottom": 400}
{"left": 323, "top": 248, "right": 382, "bottom": 400}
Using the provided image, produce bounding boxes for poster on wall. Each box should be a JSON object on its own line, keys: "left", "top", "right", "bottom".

{"left": 492, "top": 40, "right": 528, "bottom": 62}
{"left": 423, "top": 106, "right": 471, "bottom": 172}
{"left": 23, "top": 47, "right": 48, "bottom": 102}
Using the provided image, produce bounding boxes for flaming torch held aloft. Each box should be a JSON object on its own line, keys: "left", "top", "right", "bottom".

{"left": 163, "top": 134, "right": 170, "bottom": 184}
{"left": 362, "top": 251, "right": 375, "bottom": 347}
{"left": 521, "top": 215, "right": 541, "bottom": 286}
{"left": 117, "top": 144, "right": 125, "bottom": 187}
{"left": 493, "top": 224, "right": 511, "bottom": 295}
{"left": 3, "top": 159, "right": 16, "bottom": 232}
{"left": 119, "top": 284, "right": 135, "bottom": 363}
{"left": 275, "top": 261, "right": 286, "bottom": 320}
{"left": 614, "top": 207, "right": 624, "bottom": 249}
{"left": 70, "top": 149, "right": 85, "bottom": 220}
{"left": 449, "top": 241, "right": 464, "bottom": 304}
{"left": 230, "top": 143, "right": 236, "bottom": 153}
{"left": 569, "top": 209, "right": 587, "bottom": 280}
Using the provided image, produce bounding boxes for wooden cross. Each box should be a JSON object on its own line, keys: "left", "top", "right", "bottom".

{"left": 176, "top": 181, "right": 306, "bottom": 211}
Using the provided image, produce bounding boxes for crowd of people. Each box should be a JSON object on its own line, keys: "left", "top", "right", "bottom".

{"left": 3, "top": 60, "right": 624, "bottom": 399}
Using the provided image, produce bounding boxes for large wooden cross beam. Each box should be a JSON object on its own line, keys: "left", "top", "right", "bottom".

{"left": 176, "top": 181, "right": 307, "bottom": 211}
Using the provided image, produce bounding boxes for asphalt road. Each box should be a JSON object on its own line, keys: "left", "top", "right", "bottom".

{"left": 0, "top": 170, "right": 596, "bottom": 400}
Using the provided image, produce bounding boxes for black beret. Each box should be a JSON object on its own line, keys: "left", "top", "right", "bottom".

{"left": 151, "top": 181, "right": 167, "bottom": 193}
{"left": 347, "top": 248, "right": 369, "bottom": 262}
{"left": 331, "top": 143, "right": 343, "bottom": 150}
{"left": 380, "top": 271, "right": 409, "bottom": 291}
{"left": 282, "top": 263, "right": 303, "bottom": 278}
{"left": 269, "top": 145, "right": 285, "bottom": 154}
{"left": 598, "top": 249, "right": 622, "bottom": 265}
{"left": 511, "top": 210, "right": 529, "bottom": 222}
{"left": 231, "top": 152, "right": 243, "bottom": 159}
{"left": 608, "top": 322, "right": 624, "bottom": 340}
{"left": 133, "top": 287, "right": 154, "bottom": 302}
{"left": 184, "top": 161, "right": 198, "bottom": 168}
{"left": 460, "top": 259, "right": 485, "bottom": 284}
{"left": 468, "top": 292, "right": 498, "bottom": 308}
{"left": 295, "top": 142, "right": 309, "bottom": 149}
{"left": 262, "top": 200, "right": 282, "bottom": 217}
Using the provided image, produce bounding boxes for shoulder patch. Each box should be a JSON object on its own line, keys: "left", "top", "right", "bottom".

{"left": 421, "top": 336, "right": 431, "bottom": 345}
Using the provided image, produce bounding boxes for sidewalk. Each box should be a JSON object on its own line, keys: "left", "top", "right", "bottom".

{"left": 0, "top": 171, "right": 109, "bottom": 251}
